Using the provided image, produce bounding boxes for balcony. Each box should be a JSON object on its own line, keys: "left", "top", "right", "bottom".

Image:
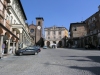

{"left": 0, "top": 10, "right": 4, "bottom": 18}
{"left": 6, "top": 20, "right": 11, "bottom": 30}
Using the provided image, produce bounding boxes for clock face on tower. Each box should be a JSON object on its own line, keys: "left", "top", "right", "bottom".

{"left": 37, "top": 26, "right": 41, "bottom": 30}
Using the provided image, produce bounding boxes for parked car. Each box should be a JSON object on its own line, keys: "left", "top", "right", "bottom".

{"left": 43, "top": 46, "right": 47, "bottom": 49}
{"left": 97, "top": 45, "right": 100, "bottom": 50}
{"left": 34, "top": 46, "right": 41, "bottom": 52}
{"left": 85, "top": 44, "right": 96, "bottom": 49}
{"left": 72, "top": 45, "right": 77, "bottom": 48}
{"left": 16, "top": 46, "right": 38, "bottom": 56}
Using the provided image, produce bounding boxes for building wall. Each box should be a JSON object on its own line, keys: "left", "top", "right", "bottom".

{"left": 44, "top": 26, "right": 68, "bottom": 47}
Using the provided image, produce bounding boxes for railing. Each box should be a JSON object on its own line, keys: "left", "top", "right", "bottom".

{"left": 0, "top": 10, "right": 4, "bottom": 18}
{"left": 6, "top": 20, "right": 11, "bottom": 30}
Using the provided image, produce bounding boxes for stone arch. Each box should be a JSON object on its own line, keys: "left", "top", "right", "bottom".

{"left": 58, "top": 41, "right": 62, "bottom": 47}
{"left": 53, "top": 41, "right": 56, "bottom": 44}
{"left": 93, "top": 35, "right": 97, "bottom": 46}
{"left": 47, "top": 41, "right": 50, "bottom": 47}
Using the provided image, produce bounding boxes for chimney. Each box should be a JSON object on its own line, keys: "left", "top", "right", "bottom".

{"left": 98, "top": 5, "right": 100, "bottom": 11}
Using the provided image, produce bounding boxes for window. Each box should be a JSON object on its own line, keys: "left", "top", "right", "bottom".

{"left": 48, "top": 31, "right": 50, "bottom": 35}
{"left": 59, "top": 36, "right": 61, "bottom": 39}
{"left": 14, "top": 20, "right": 16, "bottom": 24}
{"left": 73, "top": 26, "right": 77, "bottom": 31}
{"left": 54, "top": 36, "right": 56, "bottom": 39}
{"left": 54, "top": 31, "right": 55, "bottom": 34}
{"left": 48, "top": 37, "right": 50, "bottom": 39}
{"left": 30, "top": 29, "right": 34, "bottom": 33}
{"left": 6, "top": 15, "right": 8, "bottom": 20}
{"left": 11, "top": 16, "right": 13, "bottom": 24}
{"left": 59, "top": 31, "right": 61, "bottom": 35}
{"left": 38, "top": 21, "right": 40, "bottom": 25}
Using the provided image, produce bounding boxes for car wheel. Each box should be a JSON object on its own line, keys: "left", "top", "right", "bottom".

{"left": 35, "top": 52, "right": 37, "bottom": 55}
{"left": 33, "top": 53, "right": 35, "bottom": 55}
{"left": 19, "top": 52, "right": 23, "bottom": 56}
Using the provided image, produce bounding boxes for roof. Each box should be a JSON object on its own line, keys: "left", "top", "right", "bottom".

{"left": 44, "top": 26, "right": 68, "bottom": 31}
{"left": 29, "top": 24, "right": 36, "bottom": 27}
{"left": 69, "top": 21, "right": 86, "bottom": 32}
{"left": 85, "top": 10, "right": 100, "bottom": 21}
{"left": 36, "top": 17, "right": 44, "bottom": 21}
{"left": 18, "top": 0, "right": 27, "bottom": 20}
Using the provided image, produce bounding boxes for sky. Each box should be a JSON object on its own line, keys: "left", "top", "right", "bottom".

{"left": 21, "top": 0, "right": 100, "bottom": 30}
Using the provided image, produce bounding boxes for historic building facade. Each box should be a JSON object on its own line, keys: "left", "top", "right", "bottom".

{"left": 29, "top": 17, "right": 44, "bottom": 46}
{"left": 0, "top": 0, "right": 33, "bottom": 58}
{"left": 84, "top": 5, "right": 100, "bottom": 47}
{"left": 44, "top": 26, "right": 68, "bottom": 48}
{"left": 69, "top": 5, "right": 100, "bottom": 48}
{"left": 69, "top": 22, "right": 87, "bottom": 47}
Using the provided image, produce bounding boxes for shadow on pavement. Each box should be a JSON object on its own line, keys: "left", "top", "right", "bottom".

{"left": 69, "top": 66, "right": 100, "bottom": 75}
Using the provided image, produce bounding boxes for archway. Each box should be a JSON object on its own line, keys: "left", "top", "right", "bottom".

{"left": 47, "top": 41, "right": 50, "bottom": 47}
{"left": 53, "top": 41, "right": 56, "bottom": 44}
{"left": 58, "top": 41, "right": 62, "bottom": 47}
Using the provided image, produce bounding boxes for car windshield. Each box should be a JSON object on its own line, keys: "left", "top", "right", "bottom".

{"left": 44, "top": 46, "right": 47, "bottom": 47}
{"left": 26, "top": 47, "right": 35, "bottom": 49}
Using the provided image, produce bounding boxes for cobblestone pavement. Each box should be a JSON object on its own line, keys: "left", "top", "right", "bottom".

{"left": 0, "top": 48, "right": 100, "bottom": 75}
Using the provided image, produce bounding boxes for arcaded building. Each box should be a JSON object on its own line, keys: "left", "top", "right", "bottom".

{"left": 44, "top": 26, "right": 68, "bottom": 47}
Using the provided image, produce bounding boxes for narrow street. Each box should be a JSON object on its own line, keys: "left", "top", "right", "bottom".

{"left": 0, "top": 48, "right": 100, "bottom": 75}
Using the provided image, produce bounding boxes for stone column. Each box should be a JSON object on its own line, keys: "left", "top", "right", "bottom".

{"left": 16, "top": 41, "right": 18, "bottom": 51}
{"left": 0, "top": 36, "right": 3, "bottom": 58}
{"left": 7, "top": 39, "right": 10, "bottom": 54}
{"left": 20, "top": 33, "right": 22, "bottom": 43}
{"left": 12, "top": 41, "right": 15, "bottom": 55}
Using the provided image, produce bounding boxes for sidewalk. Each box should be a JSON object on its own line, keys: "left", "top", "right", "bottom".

{"left": 2, "top": 54, "right": 14, "bottom": 59}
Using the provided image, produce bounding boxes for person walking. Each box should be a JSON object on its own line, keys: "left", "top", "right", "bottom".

{"left": 2, "top": 43, "right": 5, "bottom": 55}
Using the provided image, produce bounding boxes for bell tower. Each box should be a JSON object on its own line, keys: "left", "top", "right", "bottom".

{"left": 35, "top": 17, "right": 44, "bottom": 45}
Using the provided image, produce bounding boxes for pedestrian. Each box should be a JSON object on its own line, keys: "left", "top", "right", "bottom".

{"left": 2, "top": 42, "right": 5, "bottom": 55}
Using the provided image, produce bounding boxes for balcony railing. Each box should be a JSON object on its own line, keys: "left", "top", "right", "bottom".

{"left": 0, "top": 10, "right": 5, "bottom": 18}
{"left": 6, "top": 20, "right": 11, "bottom": 30}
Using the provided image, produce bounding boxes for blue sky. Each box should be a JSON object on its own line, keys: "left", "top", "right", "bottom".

{"left": 21, "top": 0, "right": 100, "bottom": 30}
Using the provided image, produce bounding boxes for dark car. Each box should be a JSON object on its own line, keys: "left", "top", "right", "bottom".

{"left": 43, "top": 46, "right": 47, "bottom": 49}
{"left": 85, "top": 44, "right": 96, "bottom": 49}
{"left": 35, "top": 46, "right": 41, "bottom": 52}
{"left": 16, "top": 47, "right": 38, "bottom": 56}
{"left": 97, "top": 45, "right": 100, "bottom": 50}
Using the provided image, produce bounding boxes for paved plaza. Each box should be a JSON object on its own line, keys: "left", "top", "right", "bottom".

{"left": 0, "top": 48, "right": 100, "bottom": 75}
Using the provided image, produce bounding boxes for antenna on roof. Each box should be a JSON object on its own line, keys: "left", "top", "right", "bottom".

{"left": 81, "top": 17, "right": 83, "bottom": 22}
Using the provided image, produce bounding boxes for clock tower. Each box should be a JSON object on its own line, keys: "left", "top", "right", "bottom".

{"left": 35, "top": 17, "right": 44, "bottom": 45}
